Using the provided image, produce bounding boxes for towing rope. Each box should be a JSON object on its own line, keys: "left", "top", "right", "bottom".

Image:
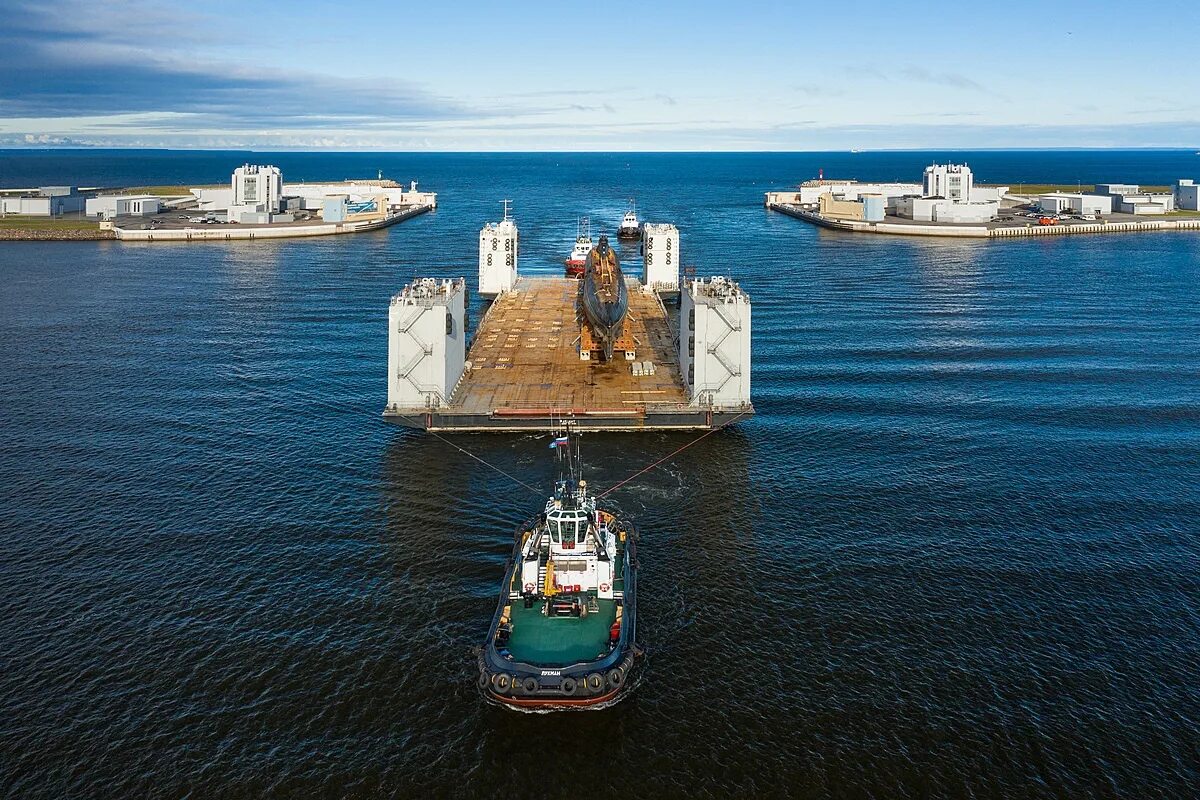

{"left": 389, "top": 411, "right": 544, "bottom": 496}
{"left": 595, "top": 407, "right": 753, "bottom": 499}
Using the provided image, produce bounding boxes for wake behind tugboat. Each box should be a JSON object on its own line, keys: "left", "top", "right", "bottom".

{"left": 478, "top": 431, "right": 640, "bottom": 709}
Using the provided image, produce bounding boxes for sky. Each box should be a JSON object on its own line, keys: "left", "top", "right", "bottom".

{"left": 1, "top": 0, "right": 1198, "bottom": 151}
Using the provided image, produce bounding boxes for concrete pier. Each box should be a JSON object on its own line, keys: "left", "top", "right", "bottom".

{"left": 768, "top": 201, "right": 1200, "bottom": 239}
{"left": 113, "top": 203, "right": 432, "bottom": 242}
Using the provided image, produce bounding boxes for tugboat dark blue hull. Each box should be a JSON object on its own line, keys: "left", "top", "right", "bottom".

{"left": 479, "top": 515, "right": 640, "bottom": 709}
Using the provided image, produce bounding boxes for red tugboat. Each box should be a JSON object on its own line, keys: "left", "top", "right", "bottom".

{"left": 564, "top": 217, "right": 593, "bottom": 278}
{"left": 478, "top": 430, "right": 640, "bottom": 709}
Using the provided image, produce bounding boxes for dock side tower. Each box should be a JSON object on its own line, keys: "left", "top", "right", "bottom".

{"left": 680, "top": 276, "right": 752, "bottom": 408}
{"left": 641, "top": 222, "right": 679, "bottom": 292}
{"left": 479, "top": 200, "right": 519, "bottom": 297}
{"left": 387, "top": 278, "right": 468, "bottom": 412}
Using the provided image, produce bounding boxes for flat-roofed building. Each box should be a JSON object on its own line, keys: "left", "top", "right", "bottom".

{"left": 1174, "top": 179, "right": 1198, "bottom": 210}
{"left": 85, "top": 195, "right": 161, "bottom": 218}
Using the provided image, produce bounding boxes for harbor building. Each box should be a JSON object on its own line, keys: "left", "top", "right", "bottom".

{"left": 1037, "top": 193, "right": 1113, "bottom": 216}
{"left": 226, "top": 164, "right": 284, "bottom": 222}
{"left": 85, "top": 195, "right": 162, "bottom": 219}
{"left": 0, "top": 186, "right": 85, "bottom": 216}
{"left": 766, "top": 179, "right": 922, "bottom": 207}
{"left": 1177, "top": 179, "right": 1200, "bottom": 211}
{"left": 1094, "top": 183, "right": 1175, "bottom": 214}
{"left": 769, "top": 164, "right": 1004, "bottom": 224}
{"left": 192, "top": 165, "right": 437, "bottom": 223}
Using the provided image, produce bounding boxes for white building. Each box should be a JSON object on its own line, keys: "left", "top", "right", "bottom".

{"left": 1177, "top": 179, "right": 1200, "bottom": 211}
{"left": 1095, "top": 183, "right": 1139, "bottom": 198}
{"left": 0, "top": 187, "right": 84, "bottom": 216}
{"left": 892, "top": 196, "right": 998, "bottom": 223}
{"left": 85, "top": 195, "right": 161, "bottom": 219}
{"left": 766, "top": 180, "right": 921, "bottom": 206}
{"left": 1117, "top": 196, "right": 1173, "bottom": 214}
{"left": 233, "top": 164, "right": 282, "bottom": 210}
{"left": 281, "top": 179, "right": 437, "bottom": 211}
{"left": 226, "top": 164, "right": 283, "bottom": 221}
{"left": 1037, "top": 193, "right": 1112, "bottom": 216}
{"left": 923, "top": 164, "right": 973, "bottom": 201}
{"left": 1093, "top": 182, "right": 1174, "bottom": 214}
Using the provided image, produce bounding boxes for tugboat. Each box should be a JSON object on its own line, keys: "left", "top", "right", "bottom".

{"left": 580, "top": 235, "right": 629, "bottom": 361}
{"left": 617, "top": 200, "right": 641, "bottom": 240}
{"left": 564, "top": 217, "right": 594, "bottom": 278}
{"left": 478, "top": 431, "right": 639, "bottom": 709}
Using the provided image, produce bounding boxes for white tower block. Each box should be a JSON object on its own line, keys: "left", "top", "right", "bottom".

{"left": 680, "top": 276, "right": 752, "bottom": 408}
{"left": 387, "top": 278, "right": 468, "bottom": 410}
{"left": 479, "top": 203, "right": 519, "bottom": 297}
{"left": 641, "top": 223, "right": 679, "bottom": 291}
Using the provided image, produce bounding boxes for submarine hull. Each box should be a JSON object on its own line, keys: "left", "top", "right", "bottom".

{"left": 580, "top": 236, "right": 629, "bottom": 360}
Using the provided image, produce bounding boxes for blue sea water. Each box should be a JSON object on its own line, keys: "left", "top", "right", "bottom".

{"left": 1, "top": 150, "right": 1198, "bottom": 798}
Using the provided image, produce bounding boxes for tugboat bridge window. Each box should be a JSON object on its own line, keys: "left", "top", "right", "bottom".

{"left": 549, "top": 512, "right": 587, "bottom": 546}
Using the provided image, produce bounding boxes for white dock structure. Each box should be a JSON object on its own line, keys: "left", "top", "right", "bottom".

{"left": 478, "top": 202, "right": 519, "bottom": 298}
{"left": 641, "top": 223, "right": 680, "bottom": 293}
{"left": 387, "top": 278, "right": 468, "bottom": 413}
{"left": 680, "top": 276, "right": 752, "bottom": 408}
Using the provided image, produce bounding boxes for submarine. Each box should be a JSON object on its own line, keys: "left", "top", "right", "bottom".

{"left": 580, "top": 235, "right": 629, "bottom": 361}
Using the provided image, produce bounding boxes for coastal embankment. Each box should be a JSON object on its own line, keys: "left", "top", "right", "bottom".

{"left": 0, "top": 218, "right": 114, "bottom": 241}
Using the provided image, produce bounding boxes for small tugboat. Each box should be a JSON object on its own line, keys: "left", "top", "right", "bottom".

{"left": 617, "top": 200, "right": 641, "bottom": 240}
{"left": 564, "top": 217, "right": 593, "bottom": 278}
{"left": 478, "top": 431, "right": 639, "bottom": 709}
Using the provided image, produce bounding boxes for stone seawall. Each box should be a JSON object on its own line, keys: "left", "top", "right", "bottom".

{"left": 0, "top": 228, "right": 115, "bottom": 242}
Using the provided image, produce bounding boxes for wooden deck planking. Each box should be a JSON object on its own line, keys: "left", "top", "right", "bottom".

{"left": 452, "top": 278, "right": 688, "bottom": 414}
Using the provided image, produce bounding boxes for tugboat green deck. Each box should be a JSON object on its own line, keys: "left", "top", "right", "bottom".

{"left": 504, "top": 599, "right": 617, "bottom": 664}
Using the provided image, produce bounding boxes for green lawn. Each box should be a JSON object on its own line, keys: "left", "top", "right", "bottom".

{"left": 113, "top": 184, "right": 213, "bottom": 196}
{"left": 0, "top": 216, "right": 101, "bottom": 231}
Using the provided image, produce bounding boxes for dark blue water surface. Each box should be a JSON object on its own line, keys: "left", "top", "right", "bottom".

{"left": 1, "top": 150, "right": 1199, "bottom": 798}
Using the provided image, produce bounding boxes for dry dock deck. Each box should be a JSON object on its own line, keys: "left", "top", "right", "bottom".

{"left": 386, "top": 277, "right": 750, "bottom": 432}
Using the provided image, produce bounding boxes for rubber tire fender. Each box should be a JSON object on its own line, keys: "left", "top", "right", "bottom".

{"left": 606, "top": 667, "right": 624, "bottom": 690}
{"left": 492, "top": 673, "right": 511, "bottom": 694}
{"left": 477, "top": 671, "right": 490, "bottom": 690}
{"left": 560, "top": 677, "right": 577, "bottom": 696}
{"left": 522, "top": 677, "right": 539, "bottom": 695}
{"left": 586, "top": 673, "right": 605, "bottom": 693}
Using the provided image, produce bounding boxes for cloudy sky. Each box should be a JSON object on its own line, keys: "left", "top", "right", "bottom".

{"left": 2, "top": 0, "right": 1198, "bottom": 150}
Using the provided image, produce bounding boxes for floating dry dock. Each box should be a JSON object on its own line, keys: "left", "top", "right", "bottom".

{"left": 384, "top": 216, "right": 752, "bottom": 432}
